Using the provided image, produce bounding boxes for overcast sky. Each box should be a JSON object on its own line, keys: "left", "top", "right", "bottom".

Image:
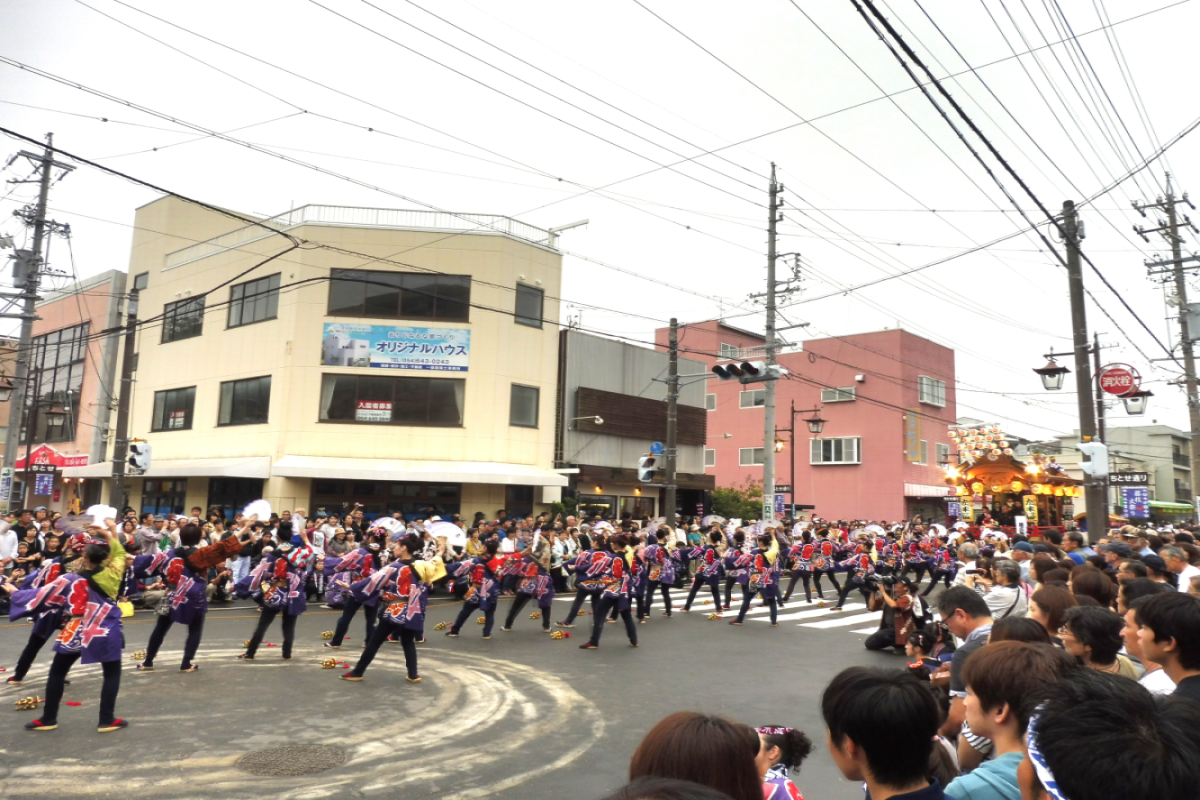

{"left": 2, "top": 0, "right": 1198, "bottom": 443}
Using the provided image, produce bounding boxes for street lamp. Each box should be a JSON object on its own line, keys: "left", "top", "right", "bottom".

{"left": 570, "top": 415, "right": 603, "bottom": 427}
{"left": 805, "top": 414, "right": 827, "bottom": 434}
{"left": 0, "top": 379, "right": 13, "bottom": 404}
{"left": 1120, "top": 390, "right": 1152, "bottom": 416}
{"left": 776, "top": 403, "right": 825, "bottom": 518}
{"left": 774, "top": 439, "right": 786, "bottom": 452}
{"left": 1033, "top": 359, "right": 1070, "bottom": 391}
{"left": 44, "top": 404, "right": 67, "bottom": 428}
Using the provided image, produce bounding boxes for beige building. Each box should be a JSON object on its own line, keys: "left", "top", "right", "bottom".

{"left": 67, "top": 197, "right": 568, "bottom": 519}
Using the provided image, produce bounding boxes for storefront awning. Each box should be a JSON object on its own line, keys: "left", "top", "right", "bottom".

{"left": 63, "top": 456, "right": 272, "bottom": 480}
{"left": 1148, "top": 501, "right": 1194, "bottom": 512}
{"left": 272, "top": 455, "right": 570, "bottom": 487}
{"left": 905, "top": 483, "right": 953, "bottom": 498}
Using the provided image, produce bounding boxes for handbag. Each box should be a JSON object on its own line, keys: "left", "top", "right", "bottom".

{"left": 156, "top": 595, "right": 171, "bottom": 616}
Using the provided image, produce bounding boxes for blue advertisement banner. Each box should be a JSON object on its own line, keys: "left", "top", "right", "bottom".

{"left": 33, "top": 473, "right": 54, "bottom": 496}
{"left": 322, "top": 323, "right": 470, "bottom": 372}
{"left": 1121, "top": 487, "right": 1150, "bottom": 519}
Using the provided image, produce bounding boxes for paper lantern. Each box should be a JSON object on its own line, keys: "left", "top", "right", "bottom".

{"left": 991, "top": 448, "right": 1002, "bottom": 456}
{"left": 998, "top": 440, "right": 1009, "bottom": 448}
{"left": 991, "top": 485, "right": 1005, "bottom": 494}
{"left": 1031, "top": 483, "right": 1045, "bottom": 494}
{"left": 1011, "top": 480, "right": 1025, "bottom": 492}
{"left": 972, "top": 450, "right": 983, "bottom": 458}
{"left": 971, "top": 482, "right": 985, "bottom": 495}
{"left": 969, "top": 429, "right": 979, "bottom": 436}
{"left": 1003, "top": 448, "right": 1014, "bottom": 456}
{"left": 1054, "top": 487, "right": 1064, "bottom": 497}
{"left": 957, "top": 486, "right": 968, "bottom": 496}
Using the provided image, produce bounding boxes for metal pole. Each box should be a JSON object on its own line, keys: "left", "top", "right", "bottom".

{"left": 762, "top": 164, "right": 780, "bottom": 522}
{"left": 664, "top": 317, "right": 679, "bottom": 523}
{"left": 790, "top": 399, "right": 797, "bottom": 519}
{"left": 109, "top": 287, "right": 139, "bottom": 511}
{"left": 1163, "top": 181, "right": 1200, "bottom": 508}
{"left": 1092, "top": 332, "right": 1109, "bottom": 523}
{"left": 1063, "top": 200, "right": 1104, "bottom": 537}
{"left": 1, "top": 135, "right": 54, "bottom": 512}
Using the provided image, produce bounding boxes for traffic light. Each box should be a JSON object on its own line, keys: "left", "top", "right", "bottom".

{"left": 128, "top": 441, "right": 152, "bottom": 474}
{"left": 1076, "top": 440, "right": 1109, "bottom": 478}
{"left": 711, "top": 360, "right": 788, "bottom": 385}
{"left": 637, "top": 454, "right": 657, "bottom": 483}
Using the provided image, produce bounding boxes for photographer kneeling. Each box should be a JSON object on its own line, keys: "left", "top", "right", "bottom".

{"left": 864, "top": 576, "right": 918, "bottom": 653}
{"left": 964, "top": 558, "right": 1027, "bottom": 620}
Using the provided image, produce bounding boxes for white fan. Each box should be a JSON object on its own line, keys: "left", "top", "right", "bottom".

{"left": 371, "top": 517, "right": 404, "bottom": 535}
{"left": 85, "top": 504, "right": 118, "bottom": 525}
{"left": 865, "top": 524, "right": 886, "bottom": 536}
{"left": 427, "top": 520, "right": 466, "bottom": 547}
{"left": 930, "top": 523, "right": 948, "bottom": 537}
{"left": 242, "top": 500, "right": 272, "bottom": 521}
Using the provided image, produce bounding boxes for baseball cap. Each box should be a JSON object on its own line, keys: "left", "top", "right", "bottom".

{"left": 1098, "top": 542, "right": 1133, "bottom": 558}
{"left": 1141, "top": 554, "right": 1168, "bottom": 573}
{"left": 153, "top": 514, "right": 166, "bottom": 522}
{"left": 1013, "top": 542, "right": 1035, "bottom": 553}
{"left": 1032, "top": 543, "right": 1053, "bottom": 554}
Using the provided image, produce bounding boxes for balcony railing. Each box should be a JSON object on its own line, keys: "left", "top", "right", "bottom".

{"left": 1174, "top": 453, "right": 1191, "bottom": 468}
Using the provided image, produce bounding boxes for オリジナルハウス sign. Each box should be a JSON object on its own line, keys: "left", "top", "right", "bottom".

{"left": 322, "top": 323, "right": 470, "bottom": 372}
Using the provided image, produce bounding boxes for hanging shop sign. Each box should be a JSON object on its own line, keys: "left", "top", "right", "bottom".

{"left": 1097, "top": 363, "right": 1140, "bottom": 396}
{"left": 322, "top": 323, "right": 470, "bottom": 372}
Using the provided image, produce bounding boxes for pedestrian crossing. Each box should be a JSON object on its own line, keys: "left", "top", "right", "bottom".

{"left": 551, "top": 588, "right": 884, "bottom": 638}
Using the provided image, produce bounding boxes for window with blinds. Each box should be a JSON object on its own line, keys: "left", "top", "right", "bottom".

{"left": 810, "top": 437, "right": 861, "bottom": 465}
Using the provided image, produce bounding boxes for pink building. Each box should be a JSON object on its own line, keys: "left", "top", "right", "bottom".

{"left": 655, "top": 321, "right": 957, "bottom": 523}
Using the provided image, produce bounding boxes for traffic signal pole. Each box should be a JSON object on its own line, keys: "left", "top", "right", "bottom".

{"left": 109, "top": 284, "right": 139, "bottom": 511}
{"left": 664, "top": 318, "right": 679, "bottom": 522}
{"left": 762, "top": 165, "right": 781, "bottom": 523}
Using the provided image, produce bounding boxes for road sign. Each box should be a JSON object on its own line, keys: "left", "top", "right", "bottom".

{"left": 1110, "top": 472, "right": 1149, "bottom": 486}
{"left": 1121, "top": 487, "right": 1150, "bottom": 518}
{"left": 773, "top": 484, "right": 792, "bottom": 494}
{"left": 774, "top": 494, "right": 785, "bottom": 513}
{"left": 650, "top": 441, "right": 664, "bottom": 455}
{"left": 1098, "top": 363, "right": 1140, "bottom": 396}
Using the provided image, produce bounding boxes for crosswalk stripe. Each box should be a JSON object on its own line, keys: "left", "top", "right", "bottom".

{"left": 753, "top": 603, "right": 867, "bottom": 623}
{"left": 801, "top": 612, "right": 882, "bottom": 629}
{"left": 851, "top": 627, "right": 879, "bottom": 635}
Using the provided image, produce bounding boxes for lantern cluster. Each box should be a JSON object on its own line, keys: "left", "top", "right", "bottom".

{"left": 1029, "top": 484, "right": 1083, "bottom": 498}
{"left": 948, "top": 423, "right": 1014, "bottom": 462}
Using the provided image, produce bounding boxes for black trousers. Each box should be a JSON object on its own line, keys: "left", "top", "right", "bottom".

{"left": 638, "top": 580, "right": 673, "bottom": 618}
{"left": 922, "top": 570, "right": 954, "bottom": 595}
{"left": 42, "top": 652, "right": 121, "bottom": 726}
{"left": 836, "top": 578, "right": 872, "bottom": 610}
{"left": 332, "top": 597, "right": 377, "bottom": 647}
{"left": 901, "top": 563, "right": 928, "bottom": 584}
{"left": 352, "top": 619, "right": 418, "bottom": 679}
{"left": 245, "top": 608, "right": 297, "bottom": 658}
{"left": 562, "top": 589, "right": 599, "bottom": 625}
{"left": 13, "top": 629, "right": 51, "bottom": 681}
{"left": 723, "top": 577, "right": 739, "bottom": 607}
{"left": 812, "top": 569, "right": 842, "bottom": 596}
{"left": 736, "top": 585, "right": 778, "bottom": 624}
{"left": 684, "top": 576, "right": 722, "bottom": 610}
{"left": 783, "top": 570, "right": 812, "bottom": 602}
{"left": 551, "top": 566, "right": 566, "bottom": 593}
{"left": 864, "top": 626, "right": 899, "bottom": 651}
{"left": 144, "top": 614, "right": 205, "bottom": 669}
{"left": 505, "top": 594, "right": 550, "bottom": 630}
{"left": 451, "top": 603, "right": 495, "bottom": 636}
{"left": 589, "top": 595, "right": 637, "bottom": 646}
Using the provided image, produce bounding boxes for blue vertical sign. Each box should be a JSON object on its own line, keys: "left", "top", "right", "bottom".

{"left": 33, "top": 474, "right": 54, "bottom": 496}
{"left": 1121, "top": 487, "right": 1150, "bottom": 519}
{"left": 774, "top": 493, "right": 785, "bottom": 514}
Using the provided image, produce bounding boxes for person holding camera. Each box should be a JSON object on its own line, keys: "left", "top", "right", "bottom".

{"left": 964, "top": 559, "right": 1027, "bottom": 620}
{"left": 863, "top": 576, "right": 918, "bottom": 652}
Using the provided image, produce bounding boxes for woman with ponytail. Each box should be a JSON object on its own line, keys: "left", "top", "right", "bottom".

{"left": 754, "top": 725, "right": 814, "bottom": 800}
{"left": 445, "top": 538, "right": 503, "bottom": 638}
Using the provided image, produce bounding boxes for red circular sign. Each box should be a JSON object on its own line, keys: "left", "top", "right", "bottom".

{"left": 1098, "top": 364, "right": 1140, "bottom": 396}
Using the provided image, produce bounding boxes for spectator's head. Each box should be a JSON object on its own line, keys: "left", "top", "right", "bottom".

{"left": 1160, "top": 545, "right": 1190, "bottom": 576}
{"left": 1097, "top": 541, "right": 1132, "bottom": 564}
{"left": 1134, "top": 592, "right": 1200, "bottom": 673}
{"left": 1116, "top": 559, "right": 1149, "bottom": 583}
{"left": 959, "top": 542, "right": 979, "bottom": 562}
{"left": 1032, "top": 585, "right": 1080, "bottom": 633}
{"left": 1063, "top": 531, "right": 1085, "bottom": 551}
{"left": 1028, "top": 556, "right": 1058, "bottom": 585}
{"left": 629, "top": 712, "right": 761, "bottom": 800}
{"left": 1070, "top": 567, "right": 1115, "bottom": 608}
{"left": 1020, "top": 669, "right": 1200, "bottom": 800}
{"left": 178, "top": 523, "right": 202, "bottom": 547}
{"left": 992, "top": 559, "right": 1021, "bottom": 586}
{"left": 936, "top": 586, "right": 992, "bottom": 638}
{"left": 962, "top": 641, "right": 1077, "bottom": 745}
{"left": 1060, "top": 605, "right": 1125, "bottom": 668}
{"left": 753, "top": 726, "right": 813, "bottom": 779}
{"left": 1117, "top": 576, "right": 1168, "bottom": 614}
{"left": 821, "top": 667, "right": 939, "bottom": 792}
{"left": 598, "top": 777, "right": 737, "bottom": 800}
{"left": 989, "top": 616, "right": 1053, "bottom": 645}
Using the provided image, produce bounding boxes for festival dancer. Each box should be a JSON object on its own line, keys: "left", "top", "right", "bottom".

{"left": 446, "top": 539, "right": 504, "bottom": 638}
{"left": 638, "top": 528, "right": 676, "bottom": 620}
{"left": 900, "top": 528, "right": 933, "bottom": 586}
{"left": 341, "top": 533, "right": 444, "bottom": 682}
{"left": 501, "top": 528, "right": 555, "bottom": 633}
{"left": 136, "top": 522, "right": 241, "bottom": 672}
{"left": 731, "top": 534, "right": 781, "bottom": 626}
{"left": 12, "top": 515, "right": 129, "bottom": 732}
{"left": 579, "top": 534, "right": 637, "bottom": 650}
{"left": 722, "top": 530, "right": 749, "bottom": 609}
{"left": 5, "top": 531, "right": 89, "bottom": 687}
{"left": 810, "top": 530, "right": 842, "bottom": 603}
{"left": 556, "top": 533, "right": 609, "bottom": 628}
{"left": 236, "top": 521, "right": 314, "bottom": 661}
{"left": 832, "top": 542, "right": 876, "bottom": 612}
{"left": 920, "top": 539, "right": 958, "bottom": 596}
{"left": 781, "top": 533, "right": 815, "bottom": 604}
{"left": 322, "top": 531, "right": 383, "bottom": 649}
{"left": 756, "top": 725, "right": 814, "bottom": 800}
{"left": 680, "top": 530, "right": 724, "bottom": 612}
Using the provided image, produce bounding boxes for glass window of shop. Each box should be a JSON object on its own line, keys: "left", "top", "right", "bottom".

{"left": 207, "top": 478, "right": 265, "bottom": 523}
{"left": 505, "top": 485, "right": 534, "bottom": 517}
{"left": 577, "top": 494, "right": 618, "bottom": 520}
{"left": 142, "top": 479, "right": 188, "bottom": 516}
{"left": 310, "top": 480, "right": 461, "bottom": 519}
{"left": 620, "top": 495, "right": 656, "bottom": 519}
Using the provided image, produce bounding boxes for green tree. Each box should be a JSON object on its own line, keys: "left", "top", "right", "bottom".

{"left": 711, "top": 477, "right": 764, "bottom": 520}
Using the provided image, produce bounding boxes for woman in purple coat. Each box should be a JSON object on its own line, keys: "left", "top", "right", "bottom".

{"left": 236, "top": 521, "right": 314, "bottom": 661}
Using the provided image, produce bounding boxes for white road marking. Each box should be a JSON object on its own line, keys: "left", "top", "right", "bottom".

{"left": 801, "top": 612, "right": 883, "bottom": 629}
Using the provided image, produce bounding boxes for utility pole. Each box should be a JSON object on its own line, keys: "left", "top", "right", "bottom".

{"left": 109, "top": 284, "right": 140, "bottom": 511}
{"left": 1137, "top": 177, "right": 1200, "bottom": 506}
{"left": 1092, "top": 332, "right": 1110, "bottom": 523}
{"left": 663, "top": 317, "right": 679, "bottom": 523}
{"left": 0, "top": 135, "right": 71, "bottom": 513}
{"left": 761, "top": 164, "right": 781, "bottom": 523}
{"left": 1062, "top": 201, "right": 1105, "bottom": 537}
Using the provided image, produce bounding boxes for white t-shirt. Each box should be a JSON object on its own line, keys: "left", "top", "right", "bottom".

{"left": 1139, "top": 668, "right": 1177, "bottom": 695}
{"left": 309, "top": 529, "right": 326, "bottom": 554}
{"left": 1176, "top": 564, "right": 1200, "bottom": 592}
{"left": 500, "top": 537, "right": 515, "bottom": 554}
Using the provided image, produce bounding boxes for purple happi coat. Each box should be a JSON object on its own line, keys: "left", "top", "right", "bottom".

{"left": 323, "top": 546, "right": 378, "bottom": 607}
{"left": 373, "top": 558, "right": 438, "bottom": 631}
{"left": 235, "top": 545, "right": 313, "bottom": 615}
{"left": 10, "top": 573, "right": 123, "bottom": 664}
{"left": 643, "top": 542, "right": 676, "bottom": 585}
{"left": 134, "top": 549, "right": 208, "bottom": 625}
{"left": 14, "top": 558, "right": 71, "bottom": 638}
{"left": 449, "top": 556, "right": 502, "bottom": 611}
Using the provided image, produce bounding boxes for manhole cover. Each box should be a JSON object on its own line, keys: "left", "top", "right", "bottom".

{"left": 236, "top": 745, "right": 347, "bottom": 777}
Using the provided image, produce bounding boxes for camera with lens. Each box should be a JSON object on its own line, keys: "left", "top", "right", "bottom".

{"left": 864, "top": 573, "right": 897, "bottom": 591}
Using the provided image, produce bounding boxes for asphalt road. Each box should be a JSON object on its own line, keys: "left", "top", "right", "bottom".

{"left": 0, "top": 588, "right": 902, "bottom": 800}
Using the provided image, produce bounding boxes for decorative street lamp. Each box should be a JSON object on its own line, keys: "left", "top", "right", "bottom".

{"left": 0, "top": 379, "right": 13, "bottom": 404}
{"left": 1033, "top": 359, "right": 1070, "bottom": 391}
{"left": 805, "top": 414, "right": 827, "bottom": 434}
{"left": 1120, "top": 390, "right": 1152, "bottom": 416}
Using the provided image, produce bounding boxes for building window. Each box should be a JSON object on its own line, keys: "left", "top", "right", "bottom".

{"left": 918, "top": 375, "right": 946, "bottom": 407}
{"left": 704, "top": 448, "right": 716, "bottom": 467}
{"left": 705, "top": 393, "right": 716, "bottom": 411}
{"left": 739, "top": 389, "right": 765, "bottom": 408}
{"left": 739, "top": 447, "right": 765, "bottom": 466}
{"left": 510, "top": 384, "right": 539, "bottom": 428}
{"left": 151, "top": 386, "right": 196, "bottom": 431}
{"left": 620, "top": 495, "right": 656, "bottom": 518}
{"left": 505, "top": 485, "right": 535, "bottom": 517}
{"left": 916, "top": 439, "right": 928, "bottom": 465}
{"left": 207, "top": 478, "right": 264, "bottom": 523}
{"left": 318, "top": 374, "right": 464, "bottom": 426}
{"left": 515, "top": 283, "right": 544, "bottom": 328}
{"left": 218, "top": 376, "right": 272, "bottom": 426}
{"left": 821, "top": 386, "right": 857, "bottom": 403}
{"left": 936, "top": 442, "right": 951, "bottom": 467}
{"left": 132, "top": 272, "right": 149, "bottom": 291}
{"left": 718, "top": 342, "right": 739, "bottom": 360}
{"left": 28, "top": 322, "right": 88, "bottom": 443}
{"left": 228, "top": 273, "right": 280, "bottom": 328}
{"left": 327, "top": 269, "right": 470, "bottom": 321}
{"left": 310, "top": 480, "right": 461, "bottom": 518}
{"left": 161, "top": 296, "right": 205, "bottom": 343}
{"left": 142, "top": 479, "right": 187, "bottom": 516}
{"left": 810, "top": 437, "right": 861, "bottom": 465}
